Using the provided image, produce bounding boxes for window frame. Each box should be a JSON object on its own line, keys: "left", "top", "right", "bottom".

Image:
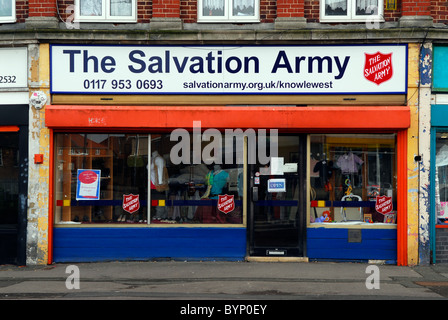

{"left": 197, "top": 0, "right": 260, "bottom": 23}
{"left": 319, "top": 0, "right": 384, "bottom": 23}
{"left": 0, "top": 0, "right": 16, "bottom": 23}
{"left": 74, "top": 0, "right": 137, "bottom": 23}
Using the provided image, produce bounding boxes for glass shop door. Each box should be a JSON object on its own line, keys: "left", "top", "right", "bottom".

{"left": 0, "top": 131, "right": 20, "bottom": 264}
{"left": 248, "top": 135, "right": 306, "bottom": 257}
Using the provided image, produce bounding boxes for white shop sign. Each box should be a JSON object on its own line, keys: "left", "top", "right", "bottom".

{"left": 50, "top": 44, "right": 407, "bottom": 95}
{"left": 0, "top": 47, "right": 28, "bottom": 89}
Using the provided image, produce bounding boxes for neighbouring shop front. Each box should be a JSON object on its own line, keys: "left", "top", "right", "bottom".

{"left": 0, "top": 47, "right": 29, "bottom": 265}
{"left": 46, "top": 44, "right": 410, "bottom": 264}
{"left": 430, "top": 45, "right": 448, "bottom": 263}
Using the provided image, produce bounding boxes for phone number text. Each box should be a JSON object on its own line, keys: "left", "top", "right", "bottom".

{"left": 83, "top": 79, "right": 163, "bottom": 90}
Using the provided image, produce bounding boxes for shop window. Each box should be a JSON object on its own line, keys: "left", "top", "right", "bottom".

{"left": 435, "top": 132, "right": 448, "bottom": 225}
{"left": 0, "top": 0, "right": 15, "bottom": 23}
{"left": 54, "top": 133, "right": 244, "bottom": 225}
{"left": 74, "top": 0, "right": 136, "bottom": 23}
{"left": 320, "top": 0, "right": 384, "bottom": 23}
{"left": 309, "top": 134, "right": 397, "bottom": 226}
{"left": 198, "top": 0, "right": 260, "bottom": 23}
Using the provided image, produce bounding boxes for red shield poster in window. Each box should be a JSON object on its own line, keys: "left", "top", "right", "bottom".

{"left": 364, "top": 52, "right": 393, "bottom": 85}
{"left": 123, "top": 194, "right": 140, "bottom": 214}
{"left": 217, "top": 194, "right": 235, "bottom": 214}
{"left": 375, "top": 196, "right": 393, "bottom": 215}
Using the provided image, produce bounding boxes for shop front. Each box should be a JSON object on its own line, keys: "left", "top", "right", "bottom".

{"left": 47, "top": 44, "right": 410, "bottom": 264}
{"left": 430, "top": 45, "right": 448, "bottom": 263}
{"left": 0, "top": 47, "right": 29, "bottom": 265}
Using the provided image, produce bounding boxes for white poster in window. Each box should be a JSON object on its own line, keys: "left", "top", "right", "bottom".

{"left": 270, "top": 157, "right": 284, "bottom": 175}
{"left": 76, "top": 169, "right": 101, "bottom": 200}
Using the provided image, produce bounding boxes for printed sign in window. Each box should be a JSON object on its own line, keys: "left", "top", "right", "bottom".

{"left": 76, "top": 169, "right": 101, "bottom": 200}
{"left": 267, "top": 179, "right": 286, "bottom": 193}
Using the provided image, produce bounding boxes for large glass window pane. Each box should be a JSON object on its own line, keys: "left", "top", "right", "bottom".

{"left": 325, "top": 0, "right": 348, "bottom": 16}
{"left": 436, "top": 133, "right": 448, "bottom": 224}
{"left": 202, "top": 0, "right": 225, "bottom": 17}
{"left": 54, "top": 132, "right": 244, "bottom": 225}
{"left": 309, "top": 134, "right": 397, "bottom": 225}
{"left": 110, "top": 0, "right": 132, "bottom": 17}
{"left": 150, "top": 133, "right": 243, "bottom": 224}
{"left": 356, "top": 0, "right": 378, "bottom": 15}
{"left": 54, "top": 133, "right": 149, "bottom": 224}
{"left": 80, "top": 0, "right": 102, "bottom": 16}
{"left": 233, "top": 0, "right": 255, "bottom": 17}
{"left": 0, "top": 0, "right": 12, "bottom": 17}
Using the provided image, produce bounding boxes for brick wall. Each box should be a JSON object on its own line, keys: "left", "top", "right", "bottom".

{"left": 28, "top": 0, "right": 57, "bottom": 17}
{"left": 402, "top": 0, "right": 431, "bottom": 16}
{"left": 432, "top": 0, "right": 448, "bottom": 24}
{"left": 277, "top": 0, "right": 304, "bottom": 18}
{"left": 152, "top": 0, "right": 180, "bottom": 18}
{"left": 16, "top": 0, "right": 28, "bottom": 23}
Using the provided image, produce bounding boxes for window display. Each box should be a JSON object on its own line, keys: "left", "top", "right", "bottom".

{"left": 309, "top": 134, "right": 397, "bottom": 226}
{"left": 54, "top": 133, "right": 244, "bottom": 225}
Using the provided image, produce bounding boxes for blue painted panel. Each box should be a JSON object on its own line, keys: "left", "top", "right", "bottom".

{"left": 431, "top": 105, "right": 448, "bottom": 127}
{"left": 307, "top": 227, "right": 397, "bottom": 261}
{"left": 433, "top": 46, "right": 448, "bottom": 91}
{"left": 53, "top": 227, "right": 246, "bottom": 262}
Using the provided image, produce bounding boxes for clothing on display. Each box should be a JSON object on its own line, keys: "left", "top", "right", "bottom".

{"left": 202, "top": 165, "right": 229, "bottom": 199}
{"left": 313, "top": 159, "right": 333, "bottom": 188}
{"left": 437, "top": 145, "right": 448, "bottom": 167}
{"left": 336, "top": 152, "right": 363, "bottom": 174}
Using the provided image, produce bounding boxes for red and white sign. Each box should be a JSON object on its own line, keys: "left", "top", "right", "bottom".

{"left": 123, "top": 194, "right": 140, "bottom": 214}
{"left": 78, "top": 170, "right": 98, "bottom": 184}
{"left": 364, "top": 52, "right": 393, "bottom": 86}
{"left": 375, "top": 195, "right": 393, "bottom": 215}
{"left": 217, "top": 194, "right": 235, "bottom": 214}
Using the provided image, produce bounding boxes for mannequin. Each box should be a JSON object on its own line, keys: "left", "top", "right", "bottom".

{"left": 202, "top": 164, "right": 229, "bottom": 199}
{"left": 150, "top": 150, "right": 169, "bottom": 220}
{"left": 150, "top": 150, "right": 169, "bottom": 191}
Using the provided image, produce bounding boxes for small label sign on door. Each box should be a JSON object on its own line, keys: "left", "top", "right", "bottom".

{"left": 267, "top": 179, "right": 286, "bottom": 193}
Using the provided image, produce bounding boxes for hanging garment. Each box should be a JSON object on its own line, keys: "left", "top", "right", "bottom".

{"left": 336, "top": 152, "right": 363, "bottom": 174}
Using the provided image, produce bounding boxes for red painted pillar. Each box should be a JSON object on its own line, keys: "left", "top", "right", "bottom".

{"left": 151, "top": 0, "right": 183, "bottom": 29}
{"left": 275, "top": 0, "right": 306, "bottom": 29}
{"left": 26, "top": 0, "right": 59, "bottom": 28}
{"left": 399, "top": 0, "right": 433, "bottom": 26}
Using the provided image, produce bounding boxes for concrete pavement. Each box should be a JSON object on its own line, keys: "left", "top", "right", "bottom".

{"left": 0, "top": 260, "right": 447, "bottom": 301}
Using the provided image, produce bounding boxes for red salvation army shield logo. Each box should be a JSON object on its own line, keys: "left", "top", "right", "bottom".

{"left": 364, "top": 52, "right": 393, "bottom": 85}
{"left": 122, "top": 194, "right": 140, "bottom": 214}
{"left": 375, "top": 195, "right": 393, "bottom": 215}
{"left": 217, "top": 194, "right": 235, "bottom": 214}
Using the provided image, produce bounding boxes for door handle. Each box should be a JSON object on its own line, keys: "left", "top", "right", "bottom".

{"left": 252, "top": 186, "right": 258, "bottom": 202}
